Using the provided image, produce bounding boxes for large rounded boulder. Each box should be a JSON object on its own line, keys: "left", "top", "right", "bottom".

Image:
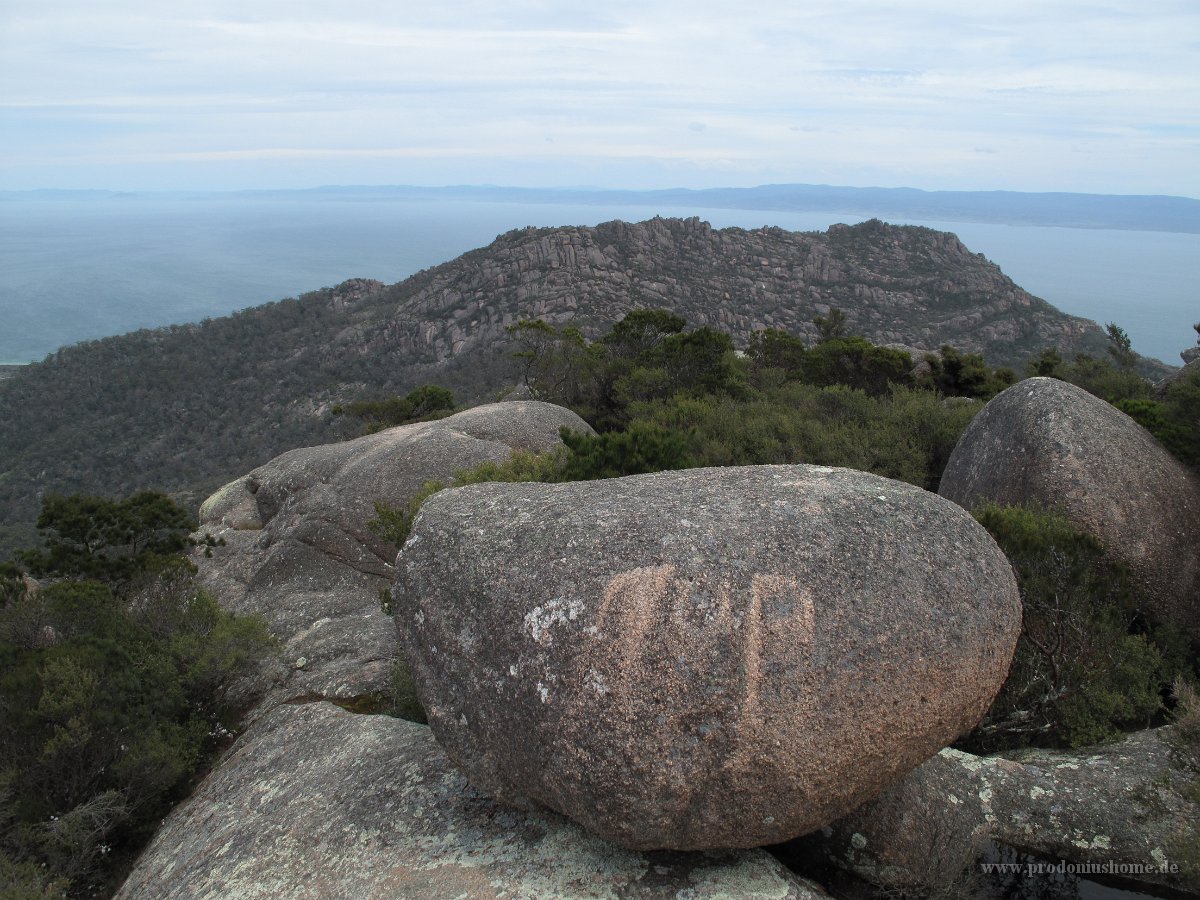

{"left": 394, "top": 464, "right": 1021, "bottom": 851}
{"left": 939, "top": 377, "right": 1200, "bottom": 640}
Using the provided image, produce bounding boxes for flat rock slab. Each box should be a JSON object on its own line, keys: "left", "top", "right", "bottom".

{"left": 939, "top": 376, "right": 1200, "bottom": 639}
{"left": 115, "top": 703, "right": 830, "bottom": 900}
{"left": 396, "top": 464, "right": 1021, "bottom": 851}
{"left": 194, "top": 401, "right": 591, "bottom": 708}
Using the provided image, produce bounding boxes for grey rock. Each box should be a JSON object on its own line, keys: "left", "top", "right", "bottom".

{"left": 883, "top": 343, "right": 937, "bottom": 382}
{"left": 939, "top": 376, "right": 1200, "bottom": 640}
{"left": 1155, "top": 353, "right": 1200, "bottom": 395}
{"left": 115, "top": 702, "right": 831, "bottom": 900}
{"left": 801, "top": 727, "right": 1200, "bottom": 894}
{"left": 194, "top": 401, "right": 591, "bottom": 711}
{"left": 198, "top": 476, "right": 261, "bottom": 530}
{"left": 395, "top": 464, "right": 1021, "bottom": 851}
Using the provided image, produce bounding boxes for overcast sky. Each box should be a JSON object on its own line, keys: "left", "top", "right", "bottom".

{"left": 2, "top": 1, "right": 1197, "bottom": 195}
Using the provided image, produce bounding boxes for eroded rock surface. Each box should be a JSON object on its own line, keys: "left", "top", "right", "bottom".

{"left": 115, "top": 702, "right": 830, "bottom": 900}
{"left": 939, "top": 376, "right": 1200, "bottom": 640}
{"left": 395, "top": 464, "right": 1021, "bottom": 851}
{"left": 800, "top": 727, "right": 1200, "bottom": 894}
{"left": 194, "top": 400, "right": 591, "bottom": 711}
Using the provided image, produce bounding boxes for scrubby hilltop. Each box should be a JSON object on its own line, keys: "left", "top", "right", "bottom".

{"left": 0, "top": 217, "right": 1135, "bottom": 548}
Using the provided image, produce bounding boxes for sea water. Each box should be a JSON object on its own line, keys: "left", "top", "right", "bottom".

{"left": 1, "top": 193, "right": 1196, "bottom": 366}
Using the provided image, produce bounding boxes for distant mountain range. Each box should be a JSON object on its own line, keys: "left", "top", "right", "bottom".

{"left": 0, "top": 217, "right": 1170, "bottom": 556}
{"left": 9, "top": 183, "right": 1197, "bottom": 233}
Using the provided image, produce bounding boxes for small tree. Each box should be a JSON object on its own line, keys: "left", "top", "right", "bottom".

{"left": 746, "top": 328, "right": 807, "bottom": 385}
{"left": 601, "top": 309, "right": 686, "bottom": 360}
{"left": 506, "top": 319, "right": 591, "bottom": 404}
{"left": 812, "top": 306, "right": 848, "bottom": 342}
{"left": 1105, "top": 322, "right": 1137, "bottom": 371}
{"left": 1027, "top": 347, "right": 1064, "bottom": 378}
{"left": 21, "top": 492, "right": 194, "bottom": 587}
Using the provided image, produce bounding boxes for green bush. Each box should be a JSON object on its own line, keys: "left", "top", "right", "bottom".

{"left": 962, "top": 504, "right": 1192, "bottom": 752}
{"left": 1030, "top": 350, "right": 1151, "bottom": 405}
{"left": 626, "top": 383, "right": 978, "bottom": 491}
{"left": 366, "top": 480, "right": 446, "bottom": 551}
{"left": 333, "top": 384, "right": 456, "bottom": 434}
{"left": 922, "top": 344, "right": 1015, "bottom": 400}
{"left": 0, "top": 494, "right": 275, "bottom": 898}
{"left": 800, "top": 336, "right": 913, "bottom": 396}
{"left": 1117, "top": 367, "right": 1200, "bottom": 471}
{"left": 559, "top": 423, "right": 693, "bottom": 481}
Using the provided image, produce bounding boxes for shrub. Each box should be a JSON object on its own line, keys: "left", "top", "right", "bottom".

{"left": 922, "top": 344, "right": 1015, "bottom": 400}
{"left": 333, "top": 383, "right": 456, "bottom": 434}
{"left": 366, "top": 480, "right": 446, "bottom": 551}
{"left": 1118, "top": 367, "right": 1200, "bottom": 471}
{"left": 0, "top": 494, "right": 275, "bottom": 897}
{"left": 962, "top": 504, "right": 1192, "bottom": 752}
{"left": 559, "top": 423, "right": 693, "bottom": 481}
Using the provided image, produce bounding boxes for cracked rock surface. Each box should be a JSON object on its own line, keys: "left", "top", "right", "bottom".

{"left": 395, "top": 464, "right": 1021, "bottom": 851}
{"left": 799, "top": 726, "right": 1200, "bottom": 894}
{"left": 115, "top": 702, "right": 831, "bottom": 900}
{"left": 192, "top": 400, "right": 592, "bottom": 714}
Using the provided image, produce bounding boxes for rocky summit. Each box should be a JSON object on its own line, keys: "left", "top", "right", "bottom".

{"left": 357, "top": 216, "right": 1111, "bottom": 372}
{"left": 394, "top": 464, "right": 1022, "bottom": 851}
{"left": 939, "top": 376, "right": 1200, "bottom": 640}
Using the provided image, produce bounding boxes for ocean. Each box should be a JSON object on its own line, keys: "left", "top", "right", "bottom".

{"left": 2, "top": 193, "right": 1196, "bottom": 366}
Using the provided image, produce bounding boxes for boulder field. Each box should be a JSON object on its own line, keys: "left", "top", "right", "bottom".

{"left": 394, "top": 464, "right": 1022, "bottom": 851}
{"left": 116, "top": 393, "right": 1198, "bottom": 896}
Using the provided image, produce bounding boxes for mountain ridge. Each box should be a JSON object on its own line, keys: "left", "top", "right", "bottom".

{"left": 0, "top": 217, "right": 1163, "bottom": 553}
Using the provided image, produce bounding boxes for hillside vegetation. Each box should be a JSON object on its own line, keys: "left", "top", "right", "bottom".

{"left": 0, "top": 218, "right": 1169, "bottom": 558}
{"left": 0, "top": 494, "right": 273, "bottom": 898}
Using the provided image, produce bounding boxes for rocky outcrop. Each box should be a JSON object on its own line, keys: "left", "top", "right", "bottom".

{"left": 798, "top": 727, "right": 1200, "bottom": 895}
{"left": 365, "top": 217, "right": 1114, "bottom": 375}
{"left": 1155, "top": 350, "right": 1200, "bottom": 393}
{"left": 394, "top": 464, "right": 1021, "bottom": 851}
{"left": 115, "top": 702, "right": 831, "bottom": 900}
{"left": 939, "top": 376, "right": 1200, "bottom": 640}
{"left": 194, "top": 400, "right": 591, "bottom": 712}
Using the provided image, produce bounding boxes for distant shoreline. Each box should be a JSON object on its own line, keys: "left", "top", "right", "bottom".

{"left": 4, "top": 183, "right": 1199, "bottom": 235}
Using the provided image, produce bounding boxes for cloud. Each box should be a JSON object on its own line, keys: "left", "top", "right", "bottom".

{"left": 1, "top": 1, "right": 1197, "bottom": 194}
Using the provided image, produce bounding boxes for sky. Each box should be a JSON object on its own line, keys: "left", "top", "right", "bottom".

{"left": 1, "top": 1, "right": 1198, "bottom": 196}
